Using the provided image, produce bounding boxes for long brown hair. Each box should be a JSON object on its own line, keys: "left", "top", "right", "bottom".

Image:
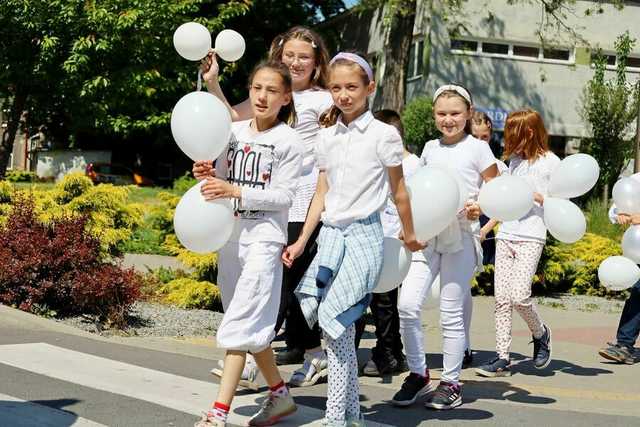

{"left": 268, "top": 26, "right": 330, "bottom": 89}
{"left": 503, "top": 109, "right": 549, "bottom": 161}
{"left": 433, "top": 84, "right": 474, "bottom": 134}
{"left": 248, "top": 61, "right": 297, "bottom": 127}
{"left": 320, "top": 57, "right": 372, "bottom": 127}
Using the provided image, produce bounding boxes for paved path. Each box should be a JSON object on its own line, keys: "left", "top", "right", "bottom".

{"left": 0, "top": 298, "right": 638, "bottom": 426}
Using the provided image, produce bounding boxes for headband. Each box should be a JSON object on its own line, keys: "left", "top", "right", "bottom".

{"left": 329, "top": 52, "right": 374, "bottom": 81}
{"left": 278, "top": 37, "right": 318, "bottom": 49}
{"left": 433, "top": 84, "right": 472, "bottom": 104}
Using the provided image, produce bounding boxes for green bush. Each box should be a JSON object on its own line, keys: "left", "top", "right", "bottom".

{"left": 159, "top": 278, "right": 222, "bottom": 310}
{"left": 585, "top": 198, "right": 623, "bottom": 241}
{"left": 5, "top": 170, "right": 37, "bottom": 182}
{"left": 172, "top": 172, "right": 197, "bottom": 195}
{"left": 402, "top": 96, "right": 438, "bottom": 154}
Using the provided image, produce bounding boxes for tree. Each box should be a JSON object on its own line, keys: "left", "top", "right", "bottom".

{"left": 581, "top": 32, "right": 640, "bottom": 203}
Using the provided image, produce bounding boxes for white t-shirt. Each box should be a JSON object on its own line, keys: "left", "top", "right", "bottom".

{"left": 381, "top": 153, "right": 421, "bottom": 238}
{"left": 497, "top": 151, "right": 561, "bottom": 243}
{"left": 609, "top": 172, "right": 640, "bottom": 223}
{"left": 288, "top": 88, "right": 334, "bottom": 222}
{"left": 215, "top": 120, "right": 303, "bottom": 244}
{"left": 317, "top": 110, "right": 404, "bottom": 227}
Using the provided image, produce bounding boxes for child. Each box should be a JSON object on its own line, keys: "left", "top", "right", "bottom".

{"left": 393, "top": 84, "right": 498, "bottom": 410}
{"left": 598, "top": 172, "right": 640, "bottom": 365}
{"left": 202, "top": 26, "right": 333, "bottom": 387}
{"left": 282, "top": 53, "right": 425, "bottom": 426}
{"left": 192, "top": 61, "right": 303, "bottom": 427}
{"left": 475, "top": 109, "right": 559, "bottom": 378}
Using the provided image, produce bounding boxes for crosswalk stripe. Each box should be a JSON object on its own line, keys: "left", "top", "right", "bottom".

{"left": 0, "top": 393, "right": 107, "bottom": 427}
{"left": 0, "top": 343, "right": 393, "bottom": 427}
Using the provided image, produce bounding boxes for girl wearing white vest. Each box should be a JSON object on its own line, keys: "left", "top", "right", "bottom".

{"left": 393, "top": 84, "right": 498, "bottom": 410}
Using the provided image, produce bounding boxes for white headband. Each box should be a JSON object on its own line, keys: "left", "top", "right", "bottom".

{"left": 330, "top": 52, "right": 374, "bottom": 81}
{"left": 433, "top": 84, "right": 472, "bottom": 104}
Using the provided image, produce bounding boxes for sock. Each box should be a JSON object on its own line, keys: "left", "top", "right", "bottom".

{"left": 316, "top": 266, "right": 333, "bottom": 289}
{"left": 269, "top": 380, "right": 289, "bottom": 398}
{"left": 208, "top": 401, "right": 230, "bottom": 422}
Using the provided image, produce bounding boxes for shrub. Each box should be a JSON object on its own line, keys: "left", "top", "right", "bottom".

{"left": 159, "top": 278, "right": 221, "bottom": 310}
{"left": 585, "top": 198, "right": 623, "bottom": 241}
{"left": 402, "top": 96, "right": 438, "bottom": 154}
{"left": 5, "top": 170, "right": 37, "bottom": 182}
{"left": 0, "top": 196, "right": 140, "bottom": 326}
{"left": 172, "top": 172, "right": 197, "bottom": 195}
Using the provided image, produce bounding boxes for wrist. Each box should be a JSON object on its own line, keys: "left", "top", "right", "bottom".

{"left": 233, "top": 185, "right": 242, "bottom": 199}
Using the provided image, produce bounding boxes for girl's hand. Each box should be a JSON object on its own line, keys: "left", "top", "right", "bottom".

{"left": 282, "top": 240, "right": 306, "bottom": 268}
{"left": 200, "top": 50, "right": 219, "bottom": 82}
{"left": 631, "top": 213, "right": 640, "bottom": 225}
{"left": 464, "top": 201, "right": 481, "bottom": 221}
{"left": 533, "top": 192, "right": 545, "bottom": 205}
{"left": 200, "top": 177, "right": 240, "bottom": 201}
{"left": 399, "top": 231, "right": 427, "bottom": 252}
{"left": 192, "top": 160, "right": 215, "bottom": 180}
{"left": 617, "top": 214, "right": 632, "bottom": 225}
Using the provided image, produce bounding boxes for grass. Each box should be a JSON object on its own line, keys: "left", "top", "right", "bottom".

{"left": 126, "top": 185, "right": 169, "bottom": 205}
{"left": 12, "top": 181, "right": 56, "bottom": 191}
{"left": 585, "top": 198, "right": 624, "bottom": 241}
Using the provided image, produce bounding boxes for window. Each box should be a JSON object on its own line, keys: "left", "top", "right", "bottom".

{"left": 449, "top": 38, "right": 574, "bottom": 64}
{"left": 7, "top": 153, "right": 13, "bottom": 170}
{"left": 543, "top": 48, "right": 570, "bottom": 61}
{"left": 513, "top": 45, "right": 539, "bottom": 58}
{"left": 625, "top": 56, "right": 640, "bottom": 69}
{"left": 408, "top": 39, "right": 424, "bottom": 78}
{"left": 482, "top": 42, "right": 509, "bottom": 55}
{"left": 605, "top": 55, "right": 617, "bottom": 66}
{"left": 450, "top": 39, "right": 477, "bottom": 53}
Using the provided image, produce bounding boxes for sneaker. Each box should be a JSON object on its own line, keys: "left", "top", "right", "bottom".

{"left": 194, "top": 413, "right": 226, "bottom": 427}
{"left": 289, "top": 351, "right": 328, "bottom": 387}
{"left": 462, "top": 349, "right": 474, "bottom": 368}
{"left": 210, "top": 358, "right": 259, "bottom": 391}
{"left": 248, "top": 393, "right": 297, "bottom": 426}
{"left": 363, "top": 357, "right": 406, "bottom": 376}
{"left": 599, "top": 342, "right": 635, "bottom": 364}
{"left": 275, "top": 347, "right": 304, "bottom": 365}
{"left": 475, "top": 357, "right": 511, "bottom": 377}
{"left": 424, "top": 381, "right": 462, "bottom": 410}
{"left": 532, "top": 325, "right": 552, "bottom": 369}
{"left": 391, "top": 372, "right": 436, "bottom": 406}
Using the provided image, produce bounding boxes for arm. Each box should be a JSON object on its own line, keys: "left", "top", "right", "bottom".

{"left": 201, "top": 51, "right": 253, "bottom": 121}
{"left": 389, "top": 166, "right": 427, "bottom": 251}
{"left": 480, "top": 218, "right": 498, "bottom": 241}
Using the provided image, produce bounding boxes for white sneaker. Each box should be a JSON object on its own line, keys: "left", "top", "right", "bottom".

{"left": 289, "top": 351, "right": 328, "bottom": 387}
{"left": 210, "top": 356, "right": 259, "bottom": 391}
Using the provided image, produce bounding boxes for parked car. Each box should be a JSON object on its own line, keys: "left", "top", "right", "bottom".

{"left": 85, "top": 163, "right": 153, "bottom": 186}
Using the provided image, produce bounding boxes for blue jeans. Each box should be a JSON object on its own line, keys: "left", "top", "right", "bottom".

{"left": 616, "top": 279, "right": 640, "bottom": 350}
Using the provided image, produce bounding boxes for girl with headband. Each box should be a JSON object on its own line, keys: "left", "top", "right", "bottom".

{"left": 282, "top": 52, "right": 425, "bottom": 426}
{"left": 198, "top": 26, "right": 334, "bottom": 388}
{"left": 393, "top": 84, "right": 498, "bottom": 410}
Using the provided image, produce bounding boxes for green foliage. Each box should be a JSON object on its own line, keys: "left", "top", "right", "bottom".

{"left": 159, "top": 278, "right": 222, "bottom": 310}
{"left": 402, "top": 96, "right": 438, "bottom": 154}
{"left": 172, "top": 173, "right": 197, "bottom": 195}
{"left": 4, "top": 170, "right": 37, "bottom": 183}
{"left": 585, "top": 198, "right": 624, "bottom": 241}
{"left": 0, "top": 181, "right": 13, "bottom": 203}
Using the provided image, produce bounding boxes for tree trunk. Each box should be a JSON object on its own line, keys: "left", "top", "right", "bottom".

{"left": 0, "top": 91, "right": 27, "bottom": 179}
{"left": 373, "top": 0, "right": 417, "bottom": 111}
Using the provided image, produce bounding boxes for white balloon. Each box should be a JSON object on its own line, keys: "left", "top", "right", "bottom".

{"left": 171, "top": 91, "right": 232, "bottom": 161}
{"left": 373, "top": 238, "right": 412, "bottom": 293}
{"left": 174, "top": 181, "right": 235, "bottom": 253}
{"left": 612, "top": 177, "right": 640, "bottom": 214}
{"left": 543, "top": 197, "right": 586, "bottom": 243}
{"left": 432, "top": 165, "right": 467, "bottom": 211}
{"left": 215, "top": 29, "right": 246, "bottom": 62}
{"left": 173, "top": 22, "right": 211, "bottom": 61}
{"left": 622, "top": 225, "right": 640, "bottom": 264}
{"left": 548, "top": 153, "right": 600, "bottom": 199}
{"left": 478, "top": 175, "right": 534, "bottom": 221}
{"left": 598, "top": 256, "right": 640, "bottom": 291}
{"left": 407, "top": 167, "right": 460, "bottom": 241}
{"left": 424, "top": 275, "right": 441, "bottom": 310}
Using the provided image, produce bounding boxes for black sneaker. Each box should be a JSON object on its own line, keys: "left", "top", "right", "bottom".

{"left": 475, "top": 357, "right": 511, "bottom": 377}
{"left": 424, "top": 381, "right": 462, "bottom": 410}
{"left": 532, "top": 325, "right": 552, "bottom": 369}
{"left": 275, "top": 347, "right": 304, "bottom": 365}
{"left": 391, "top": 372, "right": 435, "bottom": 406}
{"left": 462, "top": 349, "right": 474, "bottom": 368}
{"left": 599, "top": 342, "right": 635, "bottom": 364}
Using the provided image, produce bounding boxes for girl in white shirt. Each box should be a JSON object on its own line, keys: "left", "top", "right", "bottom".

{"left": 393, "top": 85, "right": 498, "bottom": 410}
{"left": 193, "top": 62, "right": 302, "bottom": 427}
{"left": 283, "top": 53, "right": 424, "bottom": 427}
{"left": 475, "top": 109, "right": 560, "bottom": 379}
{"left": 202, "top": 26, "right": 333, "bottom": 386}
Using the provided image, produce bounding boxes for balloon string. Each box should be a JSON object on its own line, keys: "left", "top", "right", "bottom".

{"left": 197, "top": 69, "right": 203, "bottom": 91}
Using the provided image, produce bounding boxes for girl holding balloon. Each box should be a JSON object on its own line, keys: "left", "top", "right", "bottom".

{"left": 282, "top": 52, "right": 425, "bottom": 426}
{"left": 193, "top": 61, "right": 303, "bottom": 427}
{"left": 475, "top": 109, "right": 560, "bottom": 378}
{"left": 393, "top": 84, "right": 498, "bottom": 410}
{"left": 202, "top": 26, "right": 334, "bottom": 387}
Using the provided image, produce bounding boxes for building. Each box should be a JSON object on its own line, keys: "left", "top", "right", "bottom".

{"left": 326, "top": 0, "right": 640, "bottom": 155}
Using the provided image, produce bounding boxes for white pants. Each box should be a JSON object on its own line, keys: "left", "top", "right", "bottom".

{"left": 216, "top": 241, "right": 283, "bottom": 353}
{"left": 398, "top": 234, "right": 477, "bottom": 384}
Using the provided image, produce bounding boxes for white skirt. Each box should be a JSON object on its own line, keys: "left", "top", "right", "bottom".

{"left": 215, "top": 240, "right": 283, "bottom": 352}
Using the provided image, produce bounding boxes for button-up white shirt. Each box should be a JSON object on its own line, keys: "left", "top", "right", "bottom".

{"left": 316, "top": 111, "right": 403, "bottom": 227}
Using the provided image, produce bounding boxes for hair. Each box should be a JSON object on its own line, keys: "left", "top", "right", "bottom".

{"left": 503, "top": 109, "right": 549, "bottom": 161}
{"left": 433, "top": 83, "right": 474, "bottom": 134}
{"left": 248, "top": 61, "right": 297, "bottom": 127}
{"left": 374, "top": 109, "right": 404, "bottom": 139}
{"left": 268, "top": 26, "right": 330, "bottom": 89}
{"left": 320, "top": 55, "right": 372, "bottom": 127}
{"left": 471, "top": 111, "right": 492, "bottom": 130}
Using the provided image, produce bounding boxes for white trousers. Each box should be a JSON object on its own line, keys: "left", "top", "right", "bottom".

{"left": 216, "top": 240, "right": 283, "bottom": 353}
{"left": 398, "top": 234, "right": 477, "bottom": 384}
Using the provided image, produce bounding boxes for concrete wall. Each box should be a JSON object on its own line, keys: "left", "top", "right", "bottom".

{"left": 34, "top": 150, "right": 111, "bottom": 181}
